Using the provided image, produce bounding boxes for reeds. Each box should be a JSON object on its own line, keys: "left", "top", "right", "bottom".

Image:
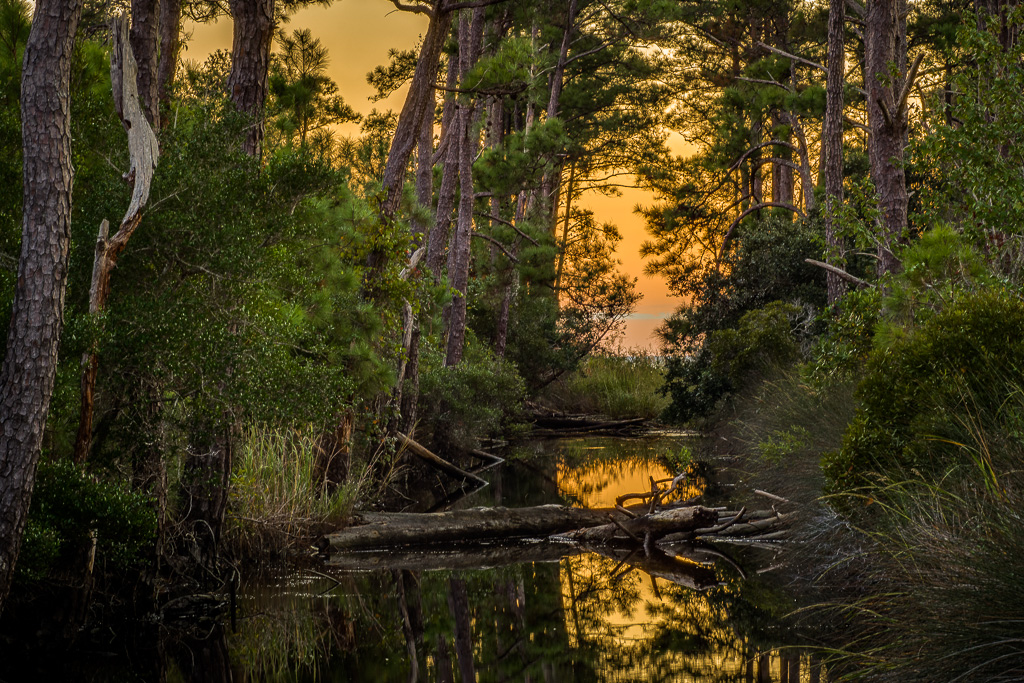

{"left": 225, "top": 425, "right": 366, "bottom": 560}
{"left": 549, "top": 350, "right": 671, "bottom": 420}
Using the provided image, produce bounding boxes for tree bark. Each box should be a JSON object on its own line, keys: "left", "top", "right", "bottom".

{"left": 824, "top": 0, "right": 848, "bottom": 302}
{"left": 156, "top": 0, "right": 182, "bottom": 112}
{"left": 130, "top": 0, "right": 160, "bottom": 127}
{"left": 865, "top": 0, "right": 909, "bottom": 276}
{"left": 539, "top": 0, "right": 579, "bottom": 233}
{"left": 444, "top": 7, "right": 486, "bottom": 367}
{"left": 74, "top": 13, "right": 160, "bottom": 464}
{"left": 0, "top": 0, "right": 82, "bottom": 615}
{"left": 227, "top": 0, "right": 274, "bottom": 159}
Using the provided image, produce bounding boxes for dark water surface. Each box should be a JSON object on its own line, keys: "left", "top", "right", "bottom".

{"left": 5, "top": 435, "right": 825, "bottom": 681}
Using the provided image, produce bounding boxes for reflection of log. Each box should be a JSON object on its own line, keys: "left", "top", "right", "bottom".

{"left": 586, "top": 545, "right": 719, "bottom": 591}
{"left": 325, "top": 541, "right": 583, "bottom": 572}
{"left": 397, "top": 432, "right": 488, "bottom": 488}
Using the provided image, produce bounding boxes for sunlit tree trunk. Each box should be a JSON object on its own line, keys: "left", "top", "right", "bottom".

{"left": 227, "top": 0, "right": 274, "bottom": 158}
{"left": 0, "top": 0, "right": 82, "bottom": 615}
{"left": 865, "top": 0, "right": 909, "bottom": 276}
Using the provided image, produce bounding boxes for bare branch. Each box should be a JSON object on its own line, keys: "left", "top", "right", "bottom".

{"left": 718, "top": 203, "right": 806, "bottom": 261}
{"left": 474, "top": 211, "right": 540, "bottom": 246}
{"left": 389, "top": 0, "right": 434, "bottom": 18}
{"left": 845, "top": 0, "right": 866, "bottom": 19}
{"left": 896, "top": 52, "right": 924, "bottom": 119}
{"left": 472, "top": 232, "right": 519, "bottom": 263}
{"left": 755, "top": 41, "right": 825, "bottom": 72}
{"left": 729, "top": 140, "right": 799, "bottom": 172}
{"left": 804, "top": 259, "right": 872, "bottom": 289}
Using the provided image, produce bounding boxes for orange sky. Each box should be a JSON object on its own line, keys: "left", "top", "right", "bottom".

{"left": 188, "top": 3, "right": 680, "bottom": 349}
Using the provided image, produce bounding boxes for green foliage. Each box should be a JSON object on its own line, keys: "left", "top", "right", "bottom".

{"left": 417, "top": 334, "right": 526, "bottom": 450}
{"left": 546, "top": 350, "right": 670, "bottom": 420}
{"left": 663, "top": 301, "right": 813, "bottom": 424}
{"left": 806, "top": 287, "right": 881, "bottom": 387}
{"left": 824, "top": 289, "right": 1024, "bottom": 493}
{"left": 17, "top": 459, "right": 156, "bottom": 582}
{"left": 226, "top": 425, "right": 361, "bottom": 559}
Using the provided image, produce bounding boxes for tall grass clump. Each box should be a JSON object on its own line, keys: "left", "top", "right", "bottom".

{"left": 548, "top": 349, "right": 670, "bottom": 419}
{"left": 226, "top": 425, "right": 366, "bottom": 559}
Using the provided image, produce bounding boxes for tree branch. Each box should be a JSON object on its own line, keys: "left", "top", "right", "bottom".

{"left": 474, "top": 211, "right": 540, "bottom": 246}
{"left": 729, "top": 140, "right": 799, "bottom": 172}
{"left": 472, "top": 233, "right": 519, "bottom": 263}
{"left": 389, "top": 0, "right": 434, "bottom": 18}
{"left": 755, "top": 41, "right": 825, "bottom": 72}
{"left": 718, "top": 203, "right": 806, "bottom": 261}
{"left": 804, "top": 259, "right": 872, "bottom": 289}
{"left": 896, "top": 52, "right": 924, "bottom": 119}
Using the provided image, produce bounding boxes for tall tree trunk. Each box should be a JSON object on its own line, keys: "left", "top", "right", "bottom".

{"left": 539, "top": 0, "right": 579, "bottom": 233}
{"left": 444, "top": 7, "right": 486, "bottom": 367}
{"left": 865, "top": 0, "right": 909, "bottom": 276}
{"left": 771, "top": 114, "right": 794, "bottom": 207}
{"left": 130, "top": 0, "right": 160, "bottom": 127}
{"left": 824, "top": 0, "right": 848, "bottom": 302}
{"left": 74, "top": 13, "right": 160, "bottom": 464}
{"left": 0, "top": 0, "right": 82, "bottom": 615}
{"left": 227, "top": 0, "right": 274, "bottom": 159}
{"left": 426, "top": 54, "right": 460, "bottom": 277}
{"left": 379, "top": 1, "right": 454, "bottom": 221}
{"left": 447, "top": 578, "right": 476, "bottom": 683}
{"left": 157, "top": 0, "right": 182, "bottom": 112}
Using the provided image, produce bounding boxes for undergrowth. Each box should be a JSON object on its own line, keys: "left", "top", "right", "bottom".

{"left": 546, "top": 349, "right": 670, "bottom": 419}
{"left": 225, "top": 425, "right": 369, "bottom": 560}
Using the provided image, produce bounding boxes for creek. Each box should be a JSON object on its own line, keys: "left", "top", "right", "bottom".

{"left": 8, "top": 433, "right": 826, "bottom": 681}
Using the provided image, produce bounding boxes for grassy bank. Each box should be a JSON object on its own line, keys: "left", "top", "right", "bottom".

{"left": 544, "top": 350, "right": 670, "bottom": 420}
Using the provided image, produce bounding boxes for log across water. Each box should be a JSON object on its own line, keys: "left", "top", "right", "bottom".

{"left": 317, "top": 503, "right": 742, "bottom": 553}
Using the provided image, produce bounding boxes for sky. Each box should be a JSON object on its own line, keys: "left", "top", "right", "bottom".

{"left": 187, "top": 1, "right": 680, "bottom": 349}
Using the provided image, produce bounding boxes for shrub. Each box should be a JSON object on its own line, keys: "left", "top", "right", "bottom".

{"left": 547, "top": 350, "right": 670, "bottom": 419}
{"left": 824, "top": 289, "right": 1024, "bottom": 493}
{"left": 662, "top": 301, "right": 814, "bottom": 423}
{"left": 17, "top": 459, "right": 156, "bottom": 582}
{"left": 417, "top": 335, "right": 527, "bottom": 449}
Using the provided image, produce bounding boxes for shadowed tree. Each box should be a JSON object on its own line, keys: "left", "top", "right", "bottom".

{"left": 0, "top": 0, "right": 82, "bottom": 615}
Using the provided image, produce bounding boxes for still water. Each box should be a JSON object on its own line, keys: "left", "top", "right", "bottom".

{"left": 15, "top": 435, "right": 825, "bottom": 681}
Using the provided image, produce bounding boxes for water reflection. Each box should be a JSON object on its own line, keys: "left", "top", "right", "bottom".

{"left": 8, "top": 435, "right": 824, "bottom": 681}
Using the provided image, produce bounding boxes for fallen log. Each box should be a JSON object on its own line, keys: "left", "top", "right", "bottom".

{"left": 318, "top": 503, "right": 725, "bottom": 553}
{"left": 318, "top": 505, "right": 624, "bottom": 552}
{"left": 561, "top": 506, "right": 717, "bottom": 544}
{"left": 397, "top": 433, "right": 488, "bottom": 488}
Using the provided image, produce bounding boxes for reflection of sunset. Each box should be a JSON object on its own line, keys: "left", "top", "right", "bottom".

{"left": 188, "top": 5, "right": 686, "bottom": 350}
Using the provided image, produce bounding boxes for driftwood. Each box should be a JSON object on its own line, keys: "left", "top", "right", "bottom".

{"left": 316, "top": 503, "right": 788, "bottom": 554}
{"left": 530, "top": 414, "right": 649, "bottom": 436}
{"left": 397, "top": 433, "right": 489, "bottom": 489}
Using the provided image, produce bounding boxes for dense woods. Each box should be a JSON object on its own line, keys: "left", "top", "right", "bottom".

{"left": 2, "top": 0, "right": 1024, "bottom": 679}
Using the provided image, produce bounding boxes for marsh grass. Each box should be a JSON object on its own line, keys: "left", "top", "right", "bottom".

{"left": 547, "top": 350, "right": 671, "bottom": 420}
{"left": 226, "top": 425, "right": 370, "bottom": 560}
{"left": 803, "top": 384, "right": 1024, "bottom": 682}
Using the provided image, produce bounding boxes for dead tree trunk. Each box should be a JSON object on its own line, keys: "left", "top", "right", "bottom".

{"left": 73, "top": 13, "right": 160, "bottom": 464}
{"left": 0, "top": 0, "right": 82, "bottom": 615}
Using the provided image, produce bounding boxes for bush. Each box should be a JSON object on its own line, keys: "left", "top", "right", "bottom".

{"left": 417, "top": 335, "right": 527, "bottom": 449}
{"left": 662, "top": 301, "right": 814, "bottom": 423}
{"left": 17, "top": 459, "right": 156, "bottom": 582}
{"left": 824, "top": 289, "right": 1024, "bottom": 493}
